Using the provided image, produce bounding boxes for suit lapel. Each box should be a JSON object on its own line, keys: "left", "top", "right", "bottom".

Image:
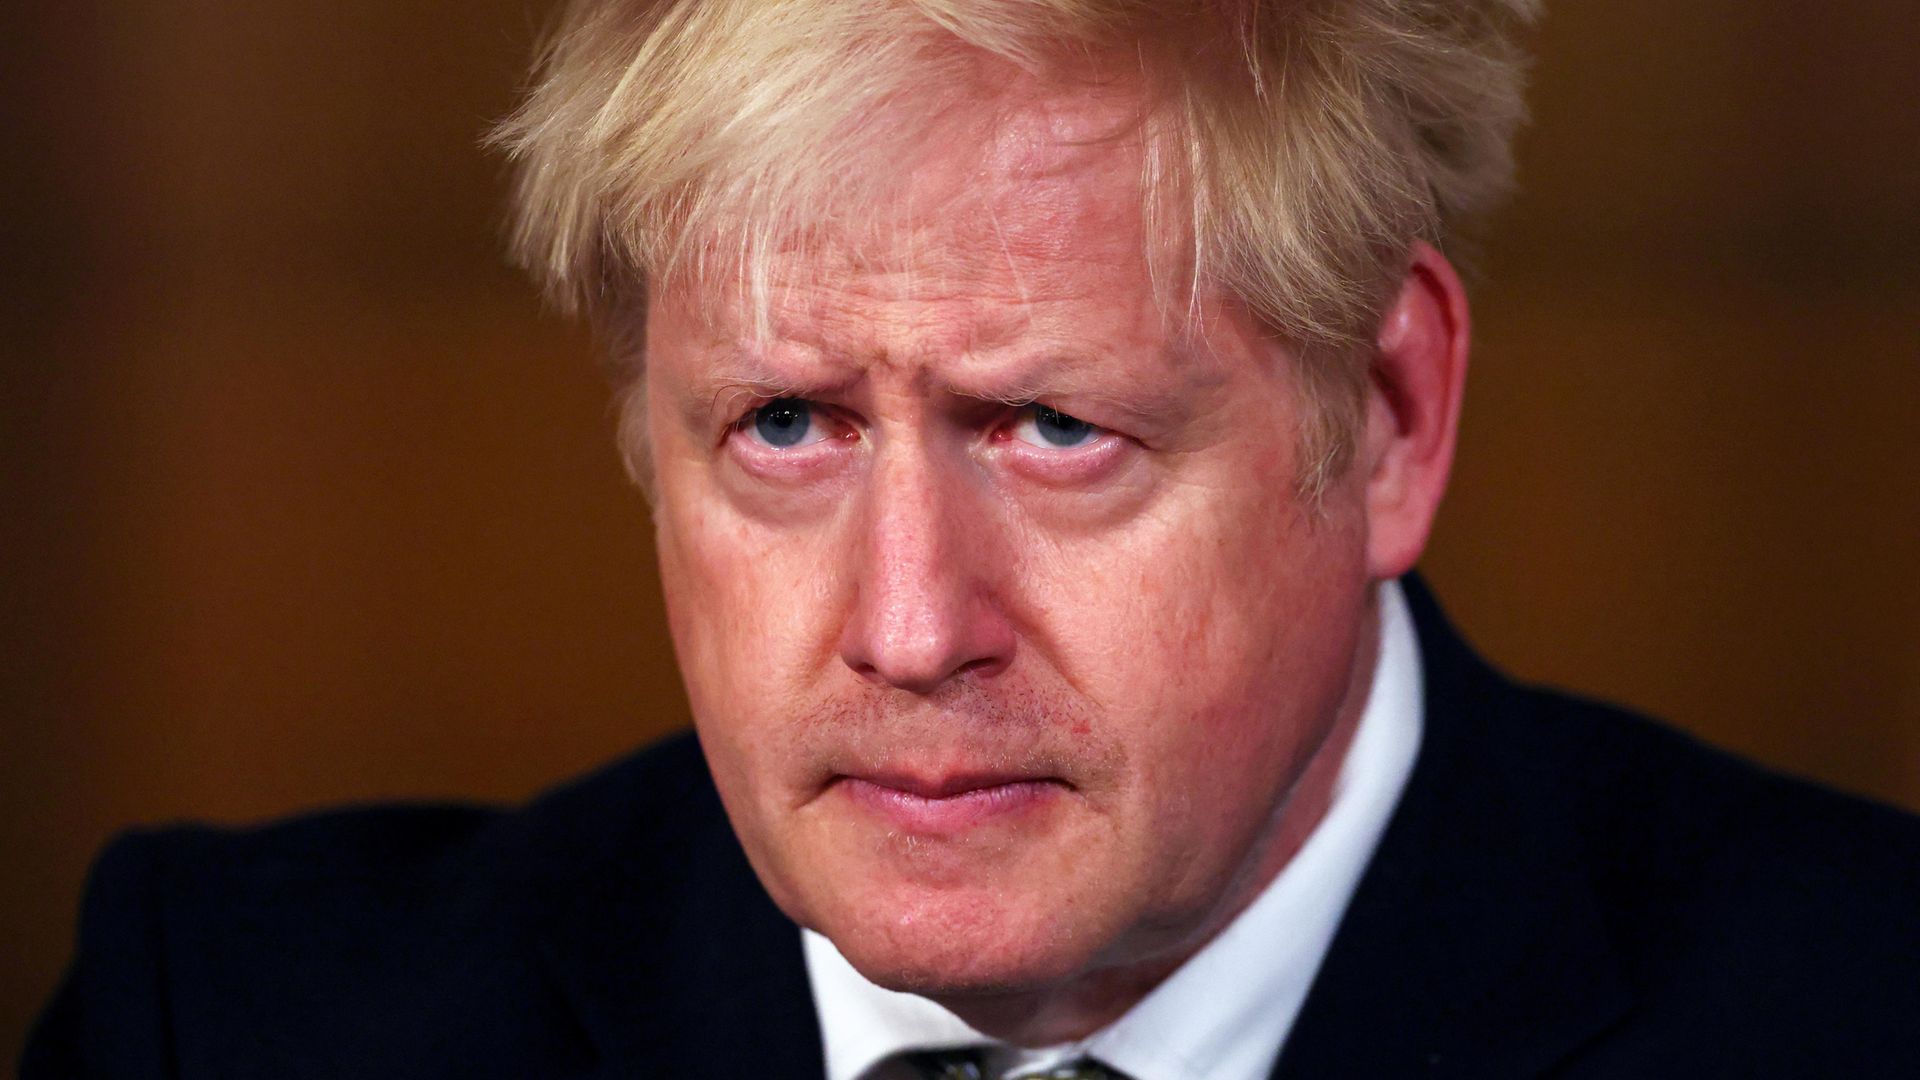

{"left": 534, "top": 746, "right": 825, "bottom": 1080}
{"left": 1272, "top": 577, "right": 1636, "bottom": 1079}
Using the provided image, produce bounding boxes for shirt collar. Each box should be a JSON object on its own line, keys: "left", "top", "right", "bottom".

{"left": 806, "top": 579, "right": 1426, "bottom": 1080}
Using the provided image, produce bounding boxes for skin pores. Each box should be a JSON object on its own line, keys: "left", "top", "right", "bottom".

{"left": 643, "top": 81, "right": 1381, "bottom": 1043}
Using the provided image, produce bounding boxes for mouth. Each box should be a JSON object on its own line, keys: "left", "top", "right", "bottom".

{"left": 831, "top": 770, "right": 1069, "bottom": 834}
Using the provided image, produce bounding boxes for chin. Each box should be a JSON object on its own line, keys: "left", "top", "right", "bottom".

{"left": 841, "top": 933, "right": 1090, "bottom": 1002}
{"left": 814, "top": 877, "right": 1111, "bottom": 998}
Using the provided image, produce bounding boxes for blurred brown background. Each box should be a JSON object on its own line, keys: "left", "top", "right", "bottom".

{"left": 5, "top": 0, "right": 1917, "bottom": 1061}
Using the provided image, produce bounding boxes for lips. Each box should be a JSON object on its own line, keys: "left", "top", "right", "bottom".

{"left": 834, "top": 770, "right": 1066, "bottom": 833}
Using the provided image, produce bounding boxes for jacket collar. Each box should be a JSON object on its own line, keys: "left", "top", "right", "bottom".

{"left": 533, "top": 738, "right": 825, "bottom": 1080}
{"left": 1272, "top": 574, "right": 1635, "bottom": 1078}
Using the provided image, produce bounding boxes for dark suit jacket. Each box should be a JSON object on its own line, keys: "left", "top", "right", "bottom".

{"left": 25, "top": 580, "right": 1920, "bottom": 1078}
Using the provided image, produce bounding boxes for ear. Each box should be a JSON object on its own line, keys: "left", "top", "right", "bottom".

{"left": 1362, "top": 241, "right": 1470, "bottom": 580}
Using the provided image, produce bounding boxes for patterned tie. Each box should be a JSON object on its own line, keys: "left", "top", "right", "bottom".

{"left": 902, "top": 1048, "right": 988, "bottom": 1080}
{"left": 1019, "top": 1064, "right": 1128, "bottom": 1080}
{"left": 905, "top": 1047, "right": 1129, "bottom": 1080}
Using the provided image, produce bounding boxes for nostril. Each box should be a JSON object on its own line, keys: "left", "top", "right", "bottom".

{"left": 955, "top": 655, "right": 1008, "bottom": 680}
{"left": 839, "top": 631, "right": 1011, "bottom": 695}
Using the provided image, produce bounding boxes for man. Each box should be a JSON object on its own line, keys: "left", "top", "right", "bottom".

{"left": 25, "top": 1, "right": 1920, "bottom": 1077}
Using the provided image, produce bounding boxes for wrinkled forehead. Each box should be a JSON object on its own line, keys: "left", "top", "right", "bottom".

{"left": 902, "top": 84, "right": 1147, "bottom": 265}
{"left": 655, "top": 70, "right": 1183, "bottom": 332}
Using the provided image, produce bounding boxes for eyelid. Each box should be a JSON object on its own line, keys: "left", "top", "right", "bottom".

{"left": 727, "top": 397, "right": 869, "bottom": 469}
{"left": 1006, "top": 403, "right": 1110, "bottom": 450}
{"left": 733, "top": 398, "right": 814, "bottom": 449}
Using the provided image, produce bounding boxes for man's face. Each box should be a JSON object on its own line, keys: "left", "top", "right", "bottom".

{"left": 644, "top": 88, "right": 1378, "bottom": 1008}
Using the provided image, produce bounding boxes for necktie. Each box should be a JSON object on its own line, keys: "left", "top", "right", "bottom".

{"left": 905, "top": 1048, "right": 1130, "bottom": 1080}
{"left": 903, "top": 1049, "right": 988, "bottom": 1080}
{"left": 1019, "top": 1064, "right": 1129, "bottom": 1080}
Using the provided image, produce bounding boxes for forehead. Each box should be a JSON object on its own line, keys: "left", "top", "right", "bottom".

{"left": 918, "top": 76, "right": 1152, "bottom": 263}
{"left": 658, "top": 74, "right": 1171, "bottom": 332}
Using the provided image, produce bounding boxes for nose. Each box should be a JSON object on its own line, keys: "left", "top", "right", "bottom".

{"left": 837, "top": 450, "right": 1015, "bottom": 694}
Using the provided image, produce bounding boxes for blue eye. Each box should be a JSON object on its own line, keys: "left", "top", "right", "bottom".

{"left": 1013, "top": 405, "right": 1100, "bottom": 449}
{"left": 750, "top": 398, "right": 817, "bottom": 448}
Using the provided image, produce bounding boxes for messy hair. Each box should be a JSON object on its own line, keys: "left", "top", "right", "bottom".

{"left": 492, "top": 0, "right": 1538, "bottom": 491}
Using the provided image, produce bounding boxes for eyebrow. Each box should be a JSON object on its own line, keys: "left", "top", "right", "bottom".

{"left": 676, "top": 337, "right": 1213, "bottom": 434}
{"left": 938, "top": 344, "right": 1206, "bottom": 431}
{"left": 676, "top": 345, "right": 855, "bottom": 424}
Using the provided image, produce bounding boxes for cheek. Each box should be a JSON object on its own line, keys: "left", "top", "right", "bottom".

{"left": 1015, "top": 461, "right": 1368, "bottom": 799}
{"left": 1025, "top": 467, "right": 1359, "bottom": 688}
{"left": 655, "top": 485, "right": 847, "bottom": 721}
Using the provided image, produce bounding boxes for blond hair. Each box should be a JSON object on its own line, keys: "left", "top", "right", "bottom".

{"left": 492, "top": 0, "right": 1539, "bottom": 490}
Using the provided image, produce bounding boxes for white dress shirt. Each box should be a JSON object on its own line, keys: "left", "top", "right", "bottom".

{"left": 804, "top": 579, "right": 1426, "bottom": 1080}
